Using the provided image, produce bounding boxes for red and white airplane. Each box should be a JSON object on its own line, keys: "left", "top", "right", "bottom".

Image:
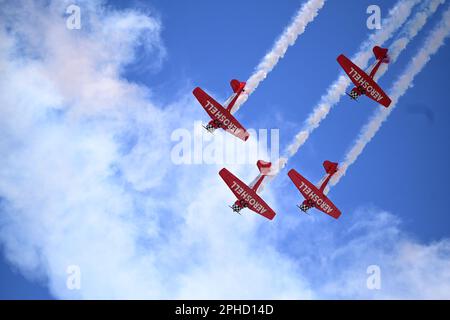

{"left": 219, "top": 160, "right": 276, "bottom": 220}
{"left": 288, "top": 161, "right": 341, "bottom": 219}
{"left": 337, "top": 46, "right": 392, "bottom": 108}
{"left": 193, "top": 79, "right": 250, "bottom": 141}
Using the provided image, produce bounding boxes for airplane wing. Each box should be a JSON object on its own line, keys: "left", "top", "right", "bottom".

{"left": 219, "top": 168, "right": 276, "bottom": 220}
{"left": 288, "top": 169, "right": 341, "bottom": 219}
{"left": 193, "top": 87, "right": 250, "bottom": 141}
{"left": 337, "top": 54, "right": 392, "bottom": 108}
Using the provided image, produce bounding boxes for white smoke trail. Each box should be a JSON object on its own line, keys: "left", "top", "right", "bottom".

{"left": 282, "top": 0, "right": 422, "bottom": 163}
{"left": 230, "top": 0, "right": 326, "bottom": 114}
{"left": 330, "top": 5, "right": 450, "bottom": 188}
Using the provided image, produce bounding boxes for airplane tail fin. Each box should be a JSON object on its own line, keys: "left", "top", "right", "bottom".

{"left": 373, "top": 46, "right": 389, "bottom": 63}
{"left": 230, "top": 79, "right": 246, "bottom": 93}
{"left": 323, "top": 160, "right": 338, "bottom": 175}
{"left": 257, "top": 160, "right": 272, "bottom": 176}
{"left": 347, "top": 88, "right": 360, "bottom": 100}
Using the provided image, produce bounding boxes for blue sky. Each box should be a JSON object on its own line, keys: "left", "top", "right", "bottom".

{"left": 1, "top": 0, "right": 450, "bottom": 299}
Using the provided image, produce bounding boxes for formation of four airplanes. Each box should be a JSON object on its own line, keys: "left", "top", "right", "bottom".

{"left": 192, "top": 46, "right": 392, "bottom": 221}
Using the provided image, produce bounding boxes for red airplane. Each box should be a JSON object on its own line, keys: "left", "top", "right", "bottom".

{"left": 288, "top": 161, "right": 341, "bottom": 219}
{"left": 337, "top": 46, "right": 392, "bottom": 108}
{"left": 193, "top": 79, "right": 250, "bottom": 141}
{"left": 219, "top": 160, "right": 276, "bottom": 220}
